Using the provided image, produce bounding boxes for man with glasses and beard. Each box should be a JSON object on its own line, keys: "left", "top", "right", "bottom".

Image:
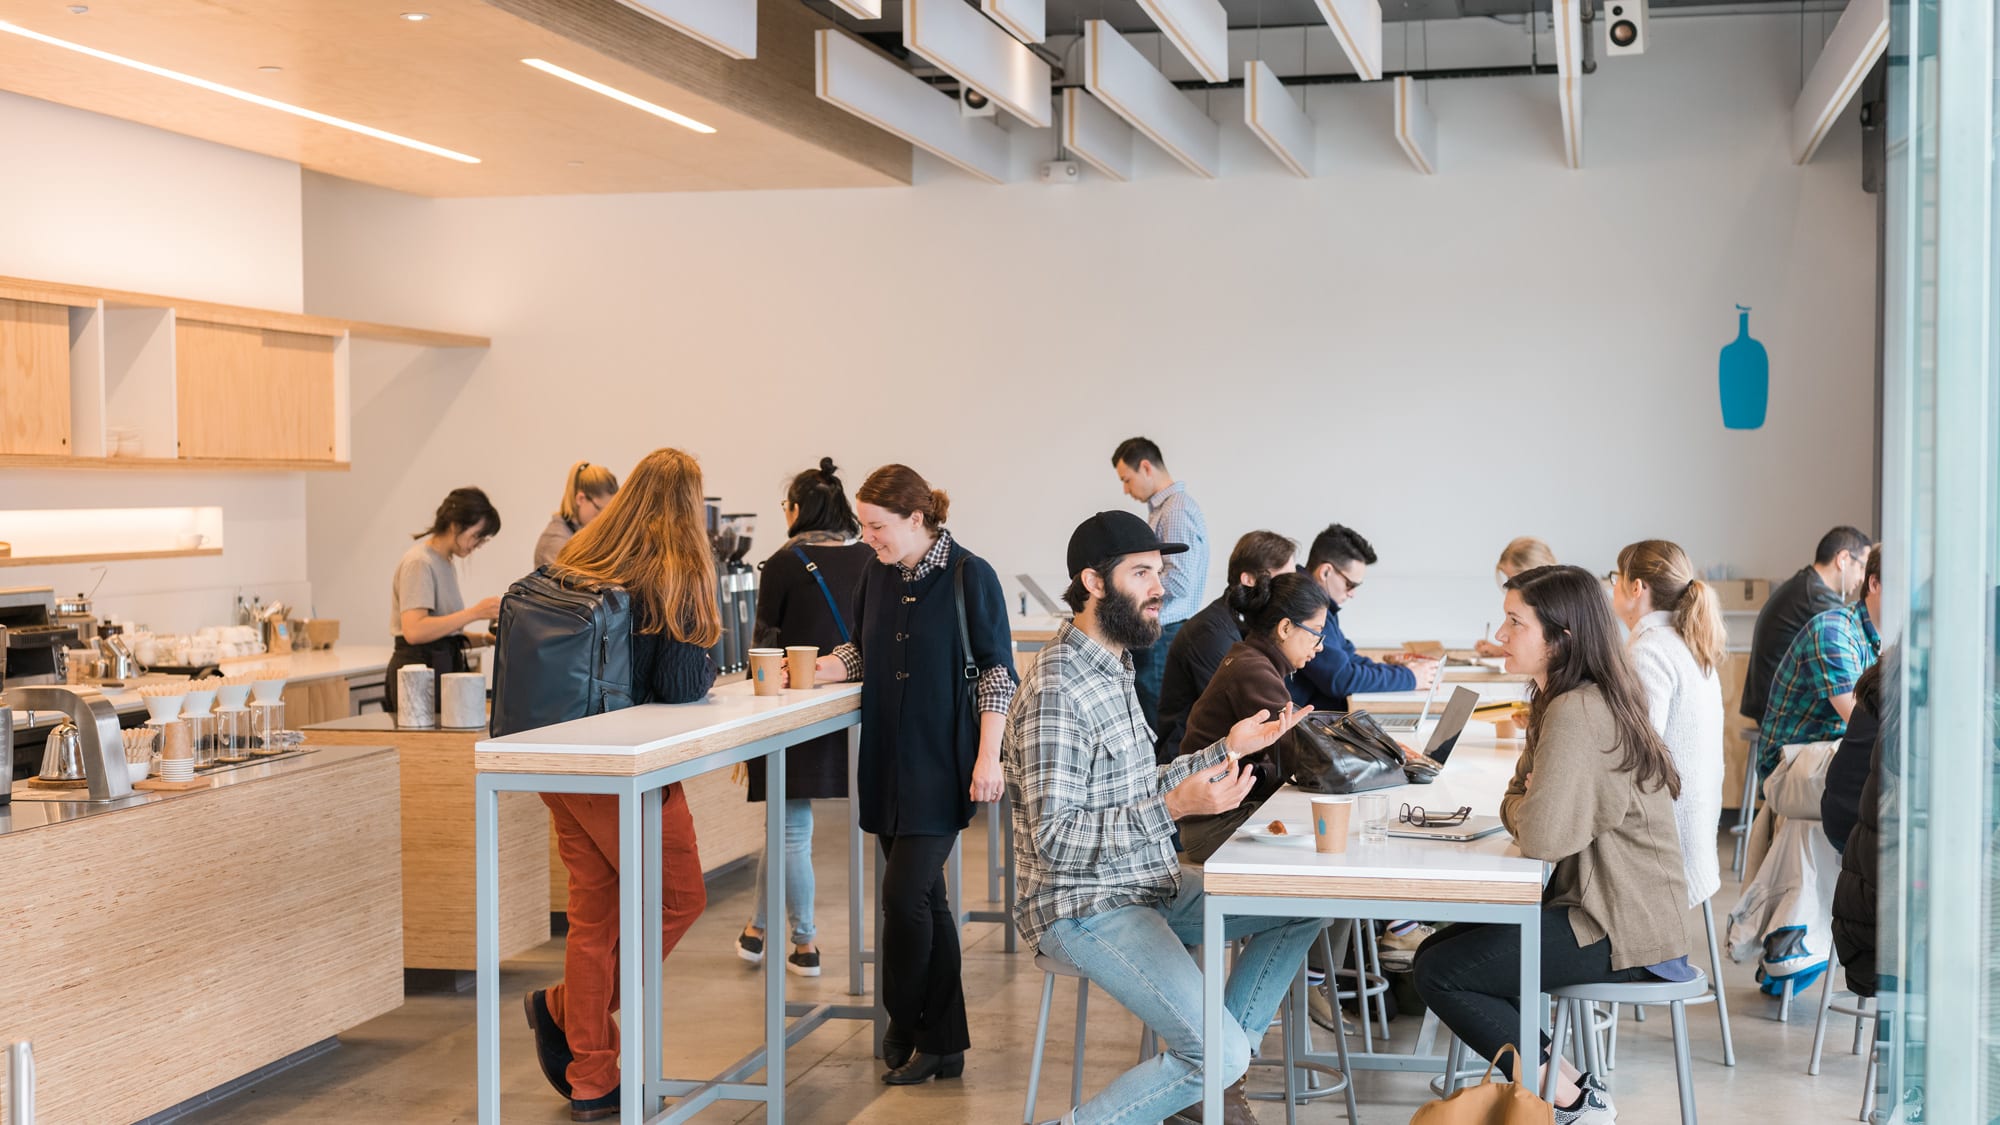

{"left": 1004, "top": 511, "right": 1321, "bottom": 1125}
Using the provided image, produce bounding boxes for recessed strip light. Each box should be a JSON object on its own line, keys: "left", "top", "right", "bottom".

{"left": 0, "top": 18, "right": 480, "bottom": 163}
{"left": 520, "top": 58, "right": 716, "bottom": 135}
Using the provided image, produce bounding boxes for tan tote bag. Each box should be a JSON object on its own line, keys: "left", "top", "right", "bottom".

{"left": 1408, "top": 1047, "right": 1555, "bottom": 1125}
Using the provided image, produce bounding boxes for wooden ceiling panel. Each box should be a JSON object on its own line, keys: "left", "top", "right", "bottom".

{"left": 0, "top": 0, "right": 911, "bottom": 195}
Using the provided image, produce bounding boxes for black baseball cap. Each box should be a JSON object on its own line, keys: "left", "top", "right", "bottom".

{"left": 1067, "top": 511, "right": 1189, "bottom": 578}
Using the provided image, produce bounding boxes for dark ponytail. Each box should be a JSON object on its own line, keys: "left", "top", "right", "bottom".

{"left": 785, "top": 457, "right": 860, "bottom": 538}
{"left": 415, "top": 486, "right": 500, "bottom": 540}
{"left": 1226, "top": 572, "right": 1329, "bottom": 639}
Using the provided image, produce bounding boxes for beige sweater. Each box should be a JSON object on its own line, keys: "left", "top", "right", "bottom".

{"left": 1501, "top": 684, "right": 1696, "bottom": 970}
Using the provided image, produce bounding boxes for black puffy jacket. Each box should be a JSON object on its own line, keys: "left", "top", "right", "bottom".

{"left": 1829, "top": 684, "right": 1886, "bottom": 997}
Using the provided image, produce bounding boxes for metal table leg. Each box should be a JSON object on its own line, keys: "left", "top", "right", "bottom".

{"left": 475, "top": 780, "right": 501, "bottom": 1124}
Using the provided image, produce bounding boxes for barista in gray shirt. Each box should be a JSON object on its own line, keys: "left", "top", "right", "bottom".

{"left": 387, "top": 487, "right": 502, "bottom": 711}
{"left": 533, "top": 460, "right": 620, "bottom": 569}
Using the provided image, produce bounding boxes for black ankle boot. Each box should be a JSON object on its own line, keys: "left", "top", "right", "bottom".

{"left": 882, "top": 1051, "right": 965, "bottom": 1085}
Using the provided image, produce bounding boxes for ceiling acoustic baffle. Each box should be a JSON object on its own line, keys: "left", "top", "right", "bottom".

{"left": 1243, "top": 60, "right": 1314, "bottom": 177}
{"left": 982, "top": 0, "right": 1046, "bottom": 45}
{"left": 1062, "top": 87, "right": 1136, "bottom": 180}
{"left": 1136, "top": 0, "right": 1230, "bottom": 84}
{"left": 1791, "top": 0, "right": 1887, "bottom": 164}
{"left": 1082, "top": 20, "right": 1221, "bottom": 178}
{"left": 905, "top": 0, "right": 1052, "bottom": 127}
{"left": 611, "top": 0, "right": 756, "bottom": 59}
{"left": 1393, "top": 74, "right": 1436, "bottom": 174}
{"left": 814, "top": 29, "right": 1012, "bottom": 183}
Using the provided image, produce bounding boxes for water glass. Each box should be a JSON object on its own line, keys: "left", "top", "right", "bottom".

{"left": 1359, "top": 794, "right": 1391, "bottom": 845}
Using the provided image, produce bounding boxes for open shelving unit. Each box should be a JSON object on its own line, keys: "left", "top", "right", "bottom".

{"left": 0, "top": 274, "right": 488, "bottom": 472}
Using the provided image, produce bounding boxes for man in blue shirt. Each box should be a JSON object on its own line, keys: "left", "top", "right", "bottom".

{"left": 1113, "top": 437, "right": 1209, "bottom": 732}
{"left": 1290, "top": 524, "right": 1437, "bottom": 712}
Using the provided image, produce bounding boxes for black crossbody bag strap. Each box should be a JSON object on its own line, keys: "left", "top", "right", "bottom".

{"left": 953, "top": 561, "right": 978, "bottom": 682}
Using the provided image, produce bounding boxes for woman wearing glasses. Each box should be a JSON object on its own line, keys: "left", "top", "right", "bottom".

{"left": 533, "top": 460, "right": 620, "bottom": 569}
{"left": 1176, "top": 571, "right": 1330, "bottom": 863}
{"left": 1413, "top": 565, "right": 1692, "bottom": 1124}
{"left": 386, "top": 486, "right": 503, "bottom": 712}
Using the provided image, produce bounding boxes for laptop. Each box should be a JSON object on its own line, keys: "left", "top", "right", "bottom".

{"left": 1384, "top": 815, "right": 1507, "bottom": 843}
{"left": 1418, "top": 687, "right": 1481, "bottom": 763}
{"left": 1018, "top": 574, "right": 1073, "bottom": 618}
{"left": 1375, "top": 672, "right": 1446, "bottom": 732}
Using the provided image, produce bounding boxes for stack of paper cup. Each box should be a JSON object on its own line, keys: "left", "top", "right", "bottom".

{"left": 155, "top": 719, "right": 194, "bottom": 783}
{"left": 397, "top": 665, "right": 438, "bottom": 728}
{"left": 439, "top": 672, "right": 486, "bottom": 729}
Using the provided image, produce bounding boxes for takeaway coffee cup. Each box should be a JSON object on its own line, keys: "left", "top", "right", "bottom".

{"left": 786, "top": 647, "right": 819, "bottom": 692}
{"left": 1311, "top": 796, "right": 1354, "bottom": 854}
{"left": 748, "top": 649, "right": 786, "bottom": 697}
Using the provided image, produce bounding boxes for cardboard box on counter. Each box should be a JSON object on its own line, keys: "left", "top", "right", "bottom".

{"left": 1709, "top": 578, "right": 1771, "bottom": 614}
{"left": 298, "top": 619, "right": 341, "bottom": 650}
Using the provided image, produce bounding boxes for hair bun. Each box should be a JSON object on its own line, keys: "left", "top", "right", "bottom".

{"left": 818, "top": 456, "right": 839, "bottom": 480}
{"left": 930, "top": 488, "right": 951, "bottom": 525}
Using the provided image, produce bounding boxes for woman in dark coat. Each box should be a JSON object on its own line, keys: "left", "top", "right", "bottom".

{"left": 734, "top": 459, "right": 874, "bottom": 978}
{"left": 803, "top": 464, "right": 1016, "bottom": 1085}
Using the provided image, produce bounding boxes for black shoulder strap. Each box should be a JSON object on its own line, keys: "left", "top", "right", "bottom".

{"left": 953, "top": 560, "right": 978, "bottom": 682}
{"left": 791, "top": 546, "right": 851, "bottom": 645}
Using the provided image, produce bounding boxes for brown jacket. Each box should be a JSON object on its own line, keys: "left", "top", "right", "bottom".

{"left": 1501, "top": 683, "right": 1696, "bottom": 970}
{"left": 1177, "top": 635, "right": 1292, "bottom": 863}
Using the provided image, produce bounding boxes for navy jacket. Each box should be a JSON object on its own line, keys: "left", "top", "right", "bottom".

{"left": 1287, "top": 601, "right": 1415, "bottom": 712}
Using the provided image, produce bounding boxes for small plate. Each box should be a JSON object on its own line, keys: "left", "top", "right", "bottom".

{"left": 1237, "top": 821, "right": 1309, "bottom": 845}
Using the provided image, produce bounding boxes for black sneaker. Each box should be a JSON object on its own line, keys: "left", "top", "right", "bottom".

{"left": 522, "top": 989, "right": 573, "bottom": 1099}
{"left": 787, "top": 948, "right": 821, "bottom": 977}
{"left": 736, "top": 930, "right": 765, "bottom": 964}
{"left": 570, "top": 1086, "right": 620, "bottom": 1122}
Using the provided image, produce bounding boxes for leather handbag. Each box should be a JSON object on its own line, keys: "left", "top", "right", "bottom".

{"left": 1280, "top": 710, "right": 1410, "bottom": 794}
{"left": 1407, "top": 1049, "right": 1554, "bottom": 1124}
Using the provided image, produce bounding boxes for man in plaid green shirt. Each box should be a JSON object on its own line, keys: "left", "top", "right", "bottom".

{"left": 1759, "top": 546, "right": 1883, "bottom": 779}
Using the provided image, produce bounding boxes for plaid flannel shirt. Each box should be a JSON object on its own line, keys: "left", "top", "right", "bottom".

{"left": 1759, "top": 600, "right": 1882, "bottom": 775}
{"left": 1003, "top": 620, "right": 1230, "bottom": 951}
{"left": 830, "top": 529, "right": 1015, "bottom": 715}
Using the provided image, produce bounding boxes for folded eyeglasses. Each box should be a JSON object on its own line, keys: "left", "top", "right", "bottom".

{"left": 1399, "top": 803, "right": 1473, "bottom": 827}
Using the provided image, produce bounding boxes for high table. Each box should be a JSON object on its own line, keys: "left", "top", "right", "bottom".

{"left": 1198, "top": 701, "right": 1551, "bottom": 1118}
{"left": 473, "top": 681, "right": 862, "bottom": 1125}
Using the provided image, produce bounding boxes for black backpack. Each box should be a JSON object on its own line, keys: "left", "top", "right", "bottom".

{"left": 490, "top": 567, "right": 636, "bottom": 738}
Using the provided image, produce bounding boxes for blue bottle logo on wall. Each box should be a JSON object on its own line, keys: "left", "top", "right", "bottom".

{"left": 1718, "top": 304, "right": 1769, "bottom": 430}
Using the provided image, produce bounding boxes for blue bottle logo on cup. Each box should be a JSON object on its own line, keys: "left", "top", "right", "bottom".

{"left": 1718, "top": 304, "right": 1769, "bottom": 430}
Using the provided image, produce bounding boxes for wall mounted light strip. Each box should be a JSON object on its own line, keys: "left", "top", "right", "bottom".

{"left": 610, "top": 0, "right": 756, "bottom": 60}
{"left": 521, "top": 58, "right": 716, "bottom": 134}
{"left": 1791, "top": 0, "right": 1887, "bottom": 164}
{"left": 906, "top": 0, "right": 1051, "bottom": 128}
{"left": 982, "top": 0, "right": 1046, "bottom": 45}
{"left": 1394, "top": 75, "right": 1436, "bottom": 174}
{"left": 1083, "top": 20, "right": 1220, "bottom": 179}
{"left": 1551, "top": 0, "right": 1583, "bottom": 169}
{"left": 0, "top": 18, "right": 479, "bottom": 163}
{"left": 1243, "top": 61, "right": 1313, "bottom": 178}
{"left": 815, "top": 29, "right": 1011, "bottom": 184}
{"left": 1062, "top": 87, "right": 1135, "bottom": 181}
{"left": 829, "top": 0, "right": 883, "bottom": 17}
{"left": 1137, "top": 0, "right": 1229, "bottom": 85}
{"left": 1312, "top": 0, "right": 1383, "bottom": 83}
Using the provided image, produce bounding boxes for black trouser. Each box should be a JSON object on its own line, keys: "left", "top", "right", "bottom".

{"left": 1411, "top": 908, "right": 1656, "bottom": 1078}
{"left": 877, "top": 833, "right": 969, "bottom": 1056}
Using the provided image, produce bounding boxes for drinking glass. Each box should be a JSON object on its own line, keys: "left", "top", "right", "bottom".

{"left": 1359, "top": 794, "right": 1391, "bottom": 845}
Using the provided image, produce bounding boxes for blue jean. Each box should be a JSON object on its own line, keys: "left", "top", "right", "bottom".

{"left": 1039, "top": 865, "right": 1323, "bottom": 1125}
{"left": 749, "top": 798, "right": 816, "bottom": 944}
{"left": 1131, "top": 618, "right": 1186, "bottom": 734}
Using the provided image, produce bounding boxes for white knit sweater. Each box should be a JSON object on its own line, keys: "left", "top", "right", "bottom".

{"left": 1627, "top": 612, "right": 1725, "bottom": 906}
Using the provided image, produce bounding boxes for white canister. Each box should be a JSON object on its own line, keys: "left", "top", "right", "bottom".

{"left": 396, "top": 665, "right": 438, "bottom": 729}
{"left": 439, "top": 672, "right": 487, "bottom": 730}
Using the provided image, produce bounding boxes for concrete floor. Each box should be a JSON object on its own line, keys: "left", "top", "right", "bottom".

{"left": 175, "top": 803, "right": 1877, "bottom": 1124}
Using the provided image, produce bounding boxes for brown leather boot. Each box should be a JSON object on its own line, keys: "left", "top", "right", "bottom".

{"left": 1168, "top": 1078, "right": 1261, "bottom": 1125}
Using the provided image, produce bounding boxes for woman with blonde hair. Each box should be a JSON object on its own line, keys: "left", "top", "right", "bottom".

{"left": 534, "top": 460, "right": 621, "bottom": 569}
{"left": 1476, "top": 538, "right": 1560, "bottom": 656}
{"left": 514, "top": 448, "right": 720, "bottom": 1122}
{"left": 1610, "top": 538, "right": 1726, "bottom": 906}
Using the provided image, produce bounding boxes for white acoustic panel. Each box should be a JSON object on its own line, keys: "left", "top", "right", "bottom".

{"left": 982, "top": 0, "right": 1045, "bottom": 44}
{"left": 613, "top": 0, "right": 756, "bottom": 60}
{"left": 1312, "top": 0, "right": 1382, "bottom": 82}
{"left": 1792, "top": 0, "right": 1888, "bottom": 164}
{"left": 814, "top": 29, "right": 1011, "bottom": 184}
{"left": 1083, "top": 20, "right": 1220, "bottom": 178}
{"left": 828, "top": 0, "right": 882, "bottom": 16}
{"left": 1243, "top": 61, "right": 1313, "bottom": 177}
{"left": 906, "top": 0, "right": 1051, "bottom": 128}
{"left": 1062, "top": 87, "right": 1135, "bottom": 181}
{"left": 1551, "top": 0, "right": 1583, "bottom": 168}
{"left": 1138, "top": 0, "right": 1229, "bottom": 85}
{"left": 1394, "top": 75, "right": 1436, "bottom": 174}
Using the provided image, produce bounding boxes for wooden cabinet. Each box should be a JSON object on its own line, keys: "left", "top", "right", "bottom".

{"left": 175, "top": 320, "right": 339, "bottom": 461}
{"left": 0, "top": 298, "right": 73, "bottom": 455}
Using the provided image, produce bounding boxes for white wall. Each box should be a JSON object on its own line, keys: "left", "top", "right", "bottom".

{"left": 0, "top": 92, "right": 311, "bottom": 635}
{"left": 300, "top": 13, "right": 1878, "bottom": 647}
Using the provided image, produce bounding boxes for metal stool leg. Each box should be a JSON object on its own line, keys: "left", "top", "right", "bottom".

{"left": 1851, "top": 996, "right": 1870, "bottom": 1056}
{"left": 1779, "top": 975, "right": 1796, "bottom": 1023}
{"left": 1733, "top": 730, "right": 1759, "bottom": 877}
{"left": 1809, "top": 950, "right": 1840, "bottom": 1075}
{"left": 1346, "top": 921, "right": 1374, "bottom": 1055}
{"left": 1023, "top": 974, "right": 1054, "bottom": 1124}
{"left": 1330, "top": 985, "right": 1359, "bottom": 1123}
{"left": 1071, "top": 978, "right": 1089, "bottom": 1109}
{"left": 1669, "top": 1000, "right": 1698, "bottom": 1125}
{"left": 1860, "top": 1038, "right": 1880, "bottom": 1121}
{"left": 1582, "top": 1002, "right": 1607, "bottom": 1079}
{"left": 1705, "top": 899, "right": 1737, "bottom": 1066}
{"left": 1363, "top": 920, "right": 1391, "bottom": 1038}
{"left": 1606, "top": 1002, "right": 1620, "bottom": 1071}
{"left": 1444, "top": 1035, "right": 1468, "bottom": 1096}
{"left": 1281, "top": 976, "right": 1299, "bottom": 1125}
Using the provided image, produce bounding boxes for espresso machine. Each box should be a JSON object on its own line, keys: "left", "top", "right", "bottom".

{"left": 705, "top": 499, "right": 757, "bottom": 676}
{"left": 0, "top": 587, "right": 80, "bottom": 688}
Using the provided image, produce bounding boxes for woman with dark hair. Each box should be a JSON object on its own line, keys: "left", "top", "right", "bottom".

{"left": 1175, "top": 571, "right": 1328, "bottom": 863}
{"left": 733, "top": 458, "right": 873, "bottom": 977}
{"left": 801, "top": 464, "right": 1016, "bottom": 1085}
{"left": 386, "top": 486, "right": 503, "bottom": 711}
{"left": 1413, "top": 565, "right": 1693, "bottom": 1123}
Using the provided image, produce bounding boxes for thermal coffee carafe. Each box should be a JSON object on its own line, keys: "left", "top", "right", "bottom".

{"left": 704, "top": 499, "right": 757, "bottom": 676}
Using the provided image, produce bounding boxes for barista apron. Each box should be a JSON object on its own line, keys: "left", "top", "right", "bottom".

{"left": 383, "top": 634, "right": 469, "bottom": 712}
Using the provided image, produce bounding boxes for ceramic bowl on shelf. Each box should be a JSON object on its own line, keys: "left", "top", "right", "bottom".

{"left": 127, "top": 759, "right": 151, "bottom": 784}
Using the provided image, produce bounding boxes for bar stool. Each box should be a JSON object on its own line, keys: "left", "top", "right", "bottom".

{"left": 1806, "top": 946, "right": 1880, "bottom": 1122}
{"left": 1246, "top": 965, "right": 1359, "bottom": 1124}
{"left": 1606, "top": 899, "right": 1736, "bottom": 1069}
{"left": 1549, "top": 971, "right": 1711, "bottom": 1125}
{"left": 1326, "top": 922, "right": 1391, "bottom": 1051}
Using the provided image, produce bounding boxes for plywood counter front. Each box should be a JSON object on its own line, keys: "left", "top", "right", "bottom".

{"left": 0, "top": 745, "right": 403, "bottom": 1124}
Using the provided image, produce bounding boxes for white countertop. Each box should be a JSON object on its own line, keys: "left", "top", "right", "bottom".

{"left": 1350, "top": 679, "right": 1532, "bottom": 709}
